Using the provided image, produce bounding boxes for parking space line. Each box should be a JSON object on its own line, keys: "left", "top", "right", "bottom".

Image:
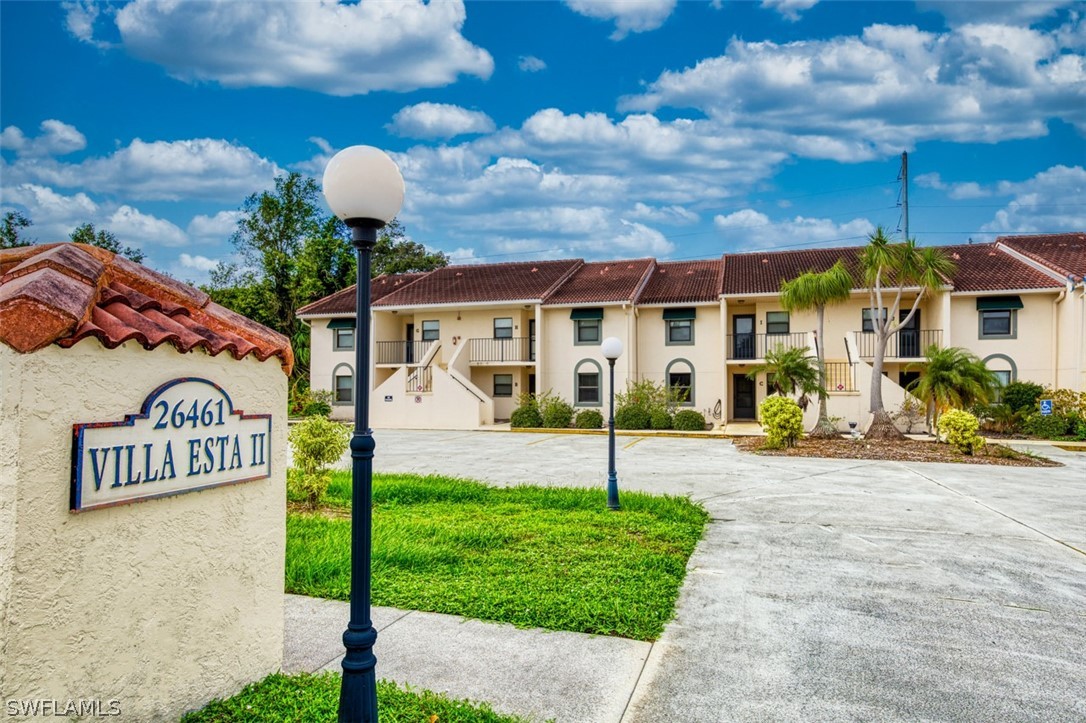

{"left": 623, "top": 437, "right": 646, "bottom": 450}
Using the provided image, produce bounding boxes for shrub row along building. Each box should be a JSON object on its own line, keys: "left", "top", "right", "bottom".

{"left": 298, "top": 233, "right": 1085, "bottom": 431}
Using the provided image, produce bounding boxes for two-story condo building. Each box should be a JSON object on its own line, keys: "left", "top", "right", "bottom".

{"left": 298, "top": 233, "right": 1085, "bottom": 431}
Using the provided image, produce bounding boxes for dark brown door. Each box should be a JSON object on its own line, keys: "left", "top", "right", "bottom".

{"left": 733, "top": 374, "right": 756, "bottom": 419}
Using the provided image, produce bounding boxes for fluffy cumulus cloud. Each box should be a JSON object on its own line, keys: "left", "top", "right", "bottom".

{"left": 187, "top": 210, "right": 242, "bottom": 244}
{"left": 387, "top": 103, "right": 496, "bottom": 139}
{"left": 620, "top": 20, "right": 1086, "bottom": 158}
{"left": 108, "top": 205, "right": 187, "bottom": 247}
{"left": 2, "top": 124, "right": 281, "bottom": 201}
{"left": 518, "top": 55, "right": 547, "bottom": 72}
{"left": 761, "top": 0, "right": 819, "bottom": 22}
{"left": 980, "top": 165, "right": 1086, "bottom": 236}
{"left": 564, "top": 0, "right": 677, "bottom": 40}
{"left": 914, "top": 172, "right": 987, "bottom": 200}
{"left": 714, "top": 209, "right": 875, "bottom": 249}
{"left": 178, "top": 253, "right": 220, "bottom": 273}
{"left": 68, "top": 0, "right": 493, "bottom": 95}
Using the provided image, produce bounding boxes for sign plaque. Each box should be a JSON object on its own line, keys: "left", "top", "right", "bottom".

{"left": 71, "top": 378, "right": 272, "bottom": 512}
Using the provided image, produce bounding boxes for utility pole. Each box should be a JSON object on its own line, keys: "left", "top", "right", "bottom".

{"left": 900, "top": 151, "right": 909, "bottom": 240}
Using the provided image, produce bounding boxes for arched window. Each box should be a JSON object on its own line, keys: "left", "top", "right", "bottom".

{"left": 665, "top": 358, "right": 695, "bottom": 406}
{"left": 574, "top": 359, "right": 603, "bottom": 407}
{"left": 981, "top": 354, "right": 1017, "bottom": 395}
{"left": 332, "top": 363, "right": 354, "bottom": 405}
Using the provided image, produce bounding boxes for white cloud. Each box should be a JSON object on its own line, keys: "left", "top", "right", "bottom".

{"left": 980, "top": 165, "right": 1086, "bottom": 236}
{"left": 179, "top": 253, "right": 220, "bottom": 272}
{"left": 714, "top": 209, "right": 875, "bottom": 249}
{"left": 70, "top": 0, "right": 493, "bottom": 96}
{"left": 518, "top": 55, "right": 547, "bottom": 72}
{"left": 3, "top": 131, "right": 280, "bottom": 202}
{"left": 0, "top": 120, "right": 86, "bottom": 157}
{"left": 627, "top": 202, "right": 699, "bottom": 224}
{"left": 620, "top": 21, "right": 1086, "bottom": 155}
{"left": 187, "top": 210, "right": 242, "bottom": 243}
{"left": 918, "top": 1, "right": 1074, "bottom": 28}
{"left": 914, "top": 172, "right": 988, "bottom": 199}
{"left": 762, "top": 0, "right": 819, "bottom": 22}
{"left": 108, "top": 205, "right": 187, "bottom": 247}
{"left": 387, "top": 103, "right": 496, "bottom": 139}
{"left": 564, "top": 0, "right": 677, "bottom": 40}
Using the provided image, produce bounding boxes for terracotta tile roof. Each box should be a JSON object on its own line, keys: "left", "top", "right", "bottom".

{"left": 543, "top": 259, "right": 655, "bottom": 305}
{"left": 722, "top": 246, "right": 866, "bottom": 295}
{"left": 638, "top": 259, "right": 724, "bottom": 304}
{"left": 0, "top": 243, "right": 293, "bottom": 374}
{"left": 943, "top": 243, "right": 1062, "bottom": 292}
{"left": 296, "top": 272, "right": 428, "bottom": 317}
{"left": 996, "top": 233, "right": 1086, "bottom": 280}
{"left": 374, "top": 259, "right": 583, "bottom": 307}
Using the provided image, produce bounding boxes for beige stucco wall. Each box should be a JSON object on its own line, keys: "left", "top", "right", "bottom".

{"left": 947, "top": 291, "right": 1057, "bottom": 387}
{"left": 0, "top": 341, "right": 285, "bottom": 721}
{"left": 539, "top": 306, "right": 632, "bottom": 408}
{"left": 307, "top": 316, "right": 357, "bottom": 421}
{"left": 636, "top": 305, "right": 723, "bottom": 421}
{"left": 1054, "top": 287, "right": 1085, "bottom": 391}
{"left": 371, "top": 365, "right": 488, "bottom": 430}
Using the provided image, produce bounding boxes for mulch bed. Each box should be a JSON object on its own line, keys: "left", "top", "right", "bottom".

{"left": 731, "top": 435, "right": 1061, "bottom": 467}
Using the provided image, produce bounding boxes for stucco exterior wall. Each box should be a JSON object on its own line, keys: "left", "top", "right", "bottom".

{"left": 371, "top": 365, "right": 488, "bottom": 429}
{"left": 637, "top": 305, "right": 723, "bottom": 420}
{"left": 948, "top": 292, "right": 1057, "bottom": 387}
{"left": 539, "top": 306, "right": 632, "bottom": 407}
{"left": 1054, "top": 288, "right": 1084, "bottom": 391}
{"left": 0, "top": 341, "right": 285, "bottom": 721}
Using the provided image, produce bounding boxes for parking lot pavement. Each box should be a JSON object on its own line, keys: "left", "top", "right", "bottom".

{"left": 353, "top": 430, "right": 1086, "bottom": 722}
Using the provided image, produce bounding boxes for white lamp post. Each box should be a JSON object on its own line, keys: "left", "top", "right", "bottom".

{"left": 601, "top": 336, "right": 623, "bottom": 510}
{"left": 322, "top": 145, "right": 405, "bottom": 723}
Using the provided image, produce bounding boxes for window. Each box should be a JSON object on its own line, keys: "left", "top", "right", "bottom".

{"left": 334, "top": 375, "right": 353, "bottom": 404}
{"left": 494, "top": 317, "right": 513, "bottom": 339}
{"left": 980, "top": 310, "right": 1015, "bottom": 338}
{"left": 334, "top": 328, "right": 354, "bottom": 351}
{"left": 493, "top": 374, "right": 513, "bottom": 397}
{"left": 667, "top": 319, "right": 693, "bottom": 344}
{"left": 668, "top": 372, "right": 692, "bottom": 404}
{"left": 574, "top": 359, "right": 602, "bottom": 406}
{"left": 766, "top": 311, "right": 790, "bottom": 335}
{"left": 575, "top": 319, "right": 601, "bottom": 344}
{"left": 862, "top": 308, "right": 888, "bottom": 333}
{"left": 993, "top": 370, "right": 1012, "bottom": 388}
{"left": 421, "top": 320, "right": 440, "bottom": 341}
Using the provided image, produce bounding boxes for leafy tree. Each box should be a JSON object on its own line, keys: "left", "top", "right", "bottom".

{"left": 779, "top": 260, "right": 853, "bottom": 437}
{"left": 372, "top": 218, "right": 448, "bottom": 277}
{"left": 1, "top": 211, "right": 33, "bottom": 248}
{"left": 297, "top": 216, "right": 356, "bottom": 302}
{"left": 70, "top": 223, "right": 146, "bottom": 263}
{"left": 746, "top": 345, "right": 824, "bottom": 412}
{"left": 858, "top": 227, "right": 955, "bottom": 439}
{"left": 906, "top": 345, "right": 999, "bottom": 438}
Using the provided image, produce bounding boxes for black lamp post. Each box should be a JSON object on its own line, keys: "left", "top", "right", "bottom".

{"left": 601, "top": 336, "right": 623, "bottom": 510}
{"left": 322, "top": 145, "right": 405, "bottom": 723}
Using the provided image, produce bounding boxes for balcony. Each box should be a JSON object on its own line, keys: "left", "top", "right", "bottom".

{"left": 469, "top": 337, "right": 535, "bottom": 365}
{"left": 376, "top": 340, "right": 434, "bottom": 365}
{"left": 726, "top": 332, "right": 809, "bottom": 361}
{"left": 823, "top": 362, "right": 856, "bottom": 392}
{"left": 854, "top": 330, "right": 941, "bottom": 360}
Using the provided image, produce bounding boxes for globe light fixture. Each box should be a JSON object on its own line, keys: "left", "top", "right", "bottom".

{"left": 601, "top": 336, "right": 623, "bottom": 510}
{"left": 322, "top": 145, "right": 404, "bottom": 723}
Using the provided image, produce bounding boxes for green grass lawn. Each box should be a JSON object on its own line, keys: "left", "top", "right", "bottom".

{"left": 287, "top": 472, "right": 708, "bottom": 641}
{"left": 181, "top": 672, "right": 525, "bottom": 723}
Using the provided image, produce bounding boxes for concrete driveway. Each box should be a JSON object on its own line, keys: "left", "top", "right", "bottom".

{"left": 350, "top": 430, "right": 1086, "bottom": 721}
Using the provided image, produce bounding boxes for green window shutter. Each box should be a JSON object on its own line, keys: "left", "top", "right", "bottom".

{"left": 976, "top": 296, "right": 1024, "bottom": 310}
{"left": 662, "top": 307, "right": 697, "bottom": 320}
{"left": 328, "top": 318, "right": 356, "bottom": 329}
{"left": 570, "top": 308, "right": 604, "bottom": 320}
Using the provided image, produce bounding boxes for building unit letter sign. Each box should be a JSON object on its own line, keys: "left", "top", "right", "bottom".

{"left": 71, "top": 378, "right": 272, "bottom": 512}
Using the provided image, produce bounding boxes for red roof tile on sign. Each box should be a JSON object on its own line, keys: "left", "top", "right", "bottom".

{"left": 374, "top": 259, "right": 583, "bottom": 307}
{"left": 943, "top": 244, "right": 1062, "bottom": 292}
{"left": 0, "top": 243, "right": 293, "bottom": 374}
{"left": 722, "top": 246, "right": 866, "bottom": 295}
{"left": 543, "top": 259, "right": 655, "bottom": 305}
{"left": 639, "top": 259, "right": 724, "bottom": 304}
{"left": 996, "top": 233, "right": 1086, "bottom": 280}
{"left": 296, "top": 272, "right": 428, "bottom": 317}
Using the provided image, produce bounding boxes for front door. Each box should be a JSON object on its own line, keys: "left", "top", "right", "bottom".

{"left": 528, "top": 319, "right": 536, "bottom": 361}
{"left": 405, "top": 323, "right": 415, "bottom": 364}
{"left": 733, "top": 374, "right": 756, "bottom": 419}
{"left": 733, "top": 315, "right": 755, "bottom": 359}
{"left": 898, "top": 310, "right": 920, "bottom": 358}
{"left": 528, "top": 374, "right": 536, "bottom": 396}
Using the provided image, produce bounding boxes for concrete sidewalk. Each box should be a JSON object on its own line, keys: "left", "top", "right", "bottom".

{"left": 286, "top": 431, "right": 1086, "bottom": 722}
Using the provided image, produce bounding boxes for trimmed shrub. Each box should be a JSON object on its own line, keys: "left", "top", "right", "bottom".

{"left": 760, "top": 396, "right": 803, "bottom": 448}
{"left": 673, "top": 409, "right": 706, "bottom": 432}
{"left": 937, "top": 409, "right": 985, "bottom": 455}
{"left": 542, "top": 398, "right": 575, "bottom": 429}
{"left": 574, "top": 409, "right": 604, "bottom": 429}
{"left": 1022, "top": 411, "right": 1072, "bottom": 439}
{"left": 288, "top": 416, "right": 350, "bottom": 509}
{"left": 650, "top": 410, "right": 673, "bottom": 430}
{"left": 615, "top": 405, "right": 651, "bottom": 430}
{"left": 1001, "top": 381, "right": 1043, "bottom": 412}
{"left": 510, "top": 403, "right": 543, "bottom": 428}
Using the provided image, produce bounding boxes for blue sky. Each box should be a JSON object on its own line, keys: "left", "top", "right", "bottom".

{"left": 1, "top": 0, "right": 1084, "bottom": 284}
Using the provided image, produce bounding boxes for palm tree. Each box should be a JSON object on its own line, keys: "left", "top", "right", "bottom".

{"left": 859, "top": 227, "right": 956, "bottom": 439}
{"left": 780, "top": 260, "right": 854, "bottom": 437}
{"left": 747, "top": 346, "right": 825, "bottom": 412}
{"left": 907, "top": 345, "right": 1000, "bottom": 439}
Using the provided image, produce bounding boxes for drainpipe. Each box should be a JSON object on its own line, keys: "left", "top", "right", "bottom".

{"left": 1052, "top": 281, "right": 1069, "bottom": 387}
